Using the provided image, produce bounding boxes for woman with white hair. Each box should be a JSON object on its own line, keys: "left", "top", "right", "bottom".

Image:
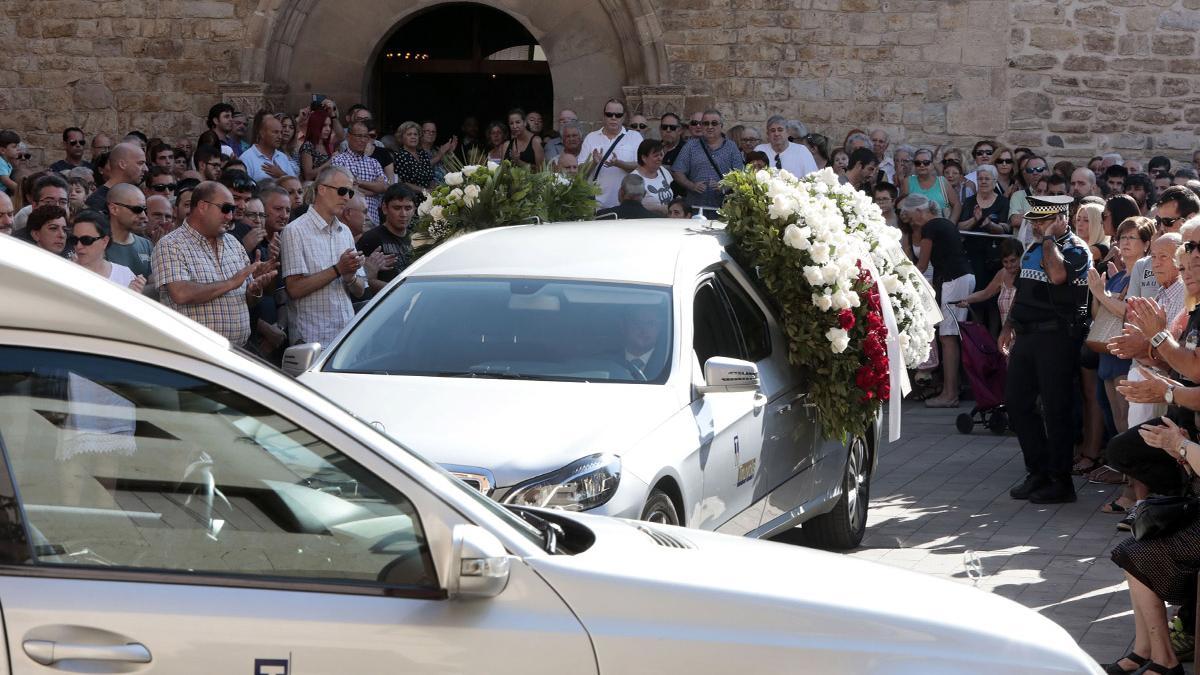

{"left": 901, "top": 193, "right": 975, "bottom": 407}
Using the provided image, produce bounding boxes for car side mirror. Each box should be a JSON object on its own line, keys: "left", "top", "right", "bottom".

{"left": 446, "top": 524, "right": 511, "bottom": 600}
{"left": 281, "top": 343, "right": 322, "bottom": 377}
{"left": 699, "top": 356, "right": 760, "bottom": 394}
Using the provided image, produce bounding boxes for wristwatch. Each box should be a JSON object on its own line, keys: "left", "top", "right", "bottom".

{"left": 1151, "top": 331, "right": 1171, "bottom": 349}
{"left": 1166, "top": 383, "right": 1176, "bottom": 405}
{"left": 1181, "top": 440, "right": 1189, "bottom": 461}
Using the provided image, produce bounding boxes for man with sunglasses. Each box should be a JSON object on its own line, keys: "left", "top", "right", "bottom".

{"left": 153, "top": 181, "right": 278, "bottom": 346}
{"left": 687, "top": 112, "right": 704, "bottom": 139}
{"left": 144, "top": 166, "right": 176, "bottom": 199}
{"left": 671, "top": 109, "right": 744, "bottom": 215}
{"left": 1000, "top": 194, "right": 1092, "bottom": 504}
{"left": 50, "top": 128, "right": 91, "bottom": 173}
{"left": 85, "top": 142, "right": 147, "bottom": 212}
{"left": 755, "top": 115, "right": 817, "bottom": 178}
{"left": 103, "top": 183, "right": 154, "bottom": 283}
{"left": 580, "top": 99, "right": 643, "bottom": 210}
{"left": 281, "top": 165, "right": 366, "bottom": 347}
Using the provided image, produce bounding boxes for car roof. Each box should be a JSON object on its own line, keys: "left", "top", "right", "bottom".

{"left": 0, "top": 235, "right": 231, "bottom": 360}
{"left": 409, "top": 219, "right": 730, "bottom": 286}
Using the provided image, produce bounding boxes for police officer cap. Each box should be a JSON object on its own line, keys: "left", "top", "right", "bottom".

{"left": 1025, "top": 194, "right": 1073, "bottom": 220}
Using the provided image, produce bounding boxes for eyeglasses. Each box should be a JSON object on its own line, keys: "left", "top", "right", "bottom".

{"left": 68, "top": 235, "right": 104, "bottom": 247}
{"left": 112, "top": 202, "right": 147, "bottom": 215}
{"left": 244, "top": 212, "right": 266, "bottom": 220}
{"left": 630, "top": 123, "right": 648, "bottom": 130}
{"left": 912, "top": 160, "right": 932, "bottom": 167}
{"left": 660, "top": 124, "right": 679, "bottom": 131}
{"left": 603, "top": 111, "right": 625, "bottom": 119}
{"left": 150, "top": 183, "right": 178, "bottom": 193}
{"left": 17, "top": 153, "right": 30, "bottom": 161}
{"left": 1184, "top": 240, "right": 1200, "bottom": 254}
{"left": 689, "top": 120, "right": 702, "bottom": 126}
{"left": 996, "top": 158, "right": 1014, "bottom": 165}
{"left": 202, "top": 200, "right": 237, "bottom": 214}
{"left": 974, "top": 149, "right": 994, "bottom": 157}
{"left": 700, "top": 120, "right": 721, "bottom": 127}
{"left": 1158, "top": 216, "right": 1183, "bottom": 228}
{"left": 67, "top": 140, "right": 86, "bottom": 147}
{"left": 320, "top": 184, "right": 356, "bottom": 199}
{"left": 1025, "top": 166, "right": 1047, "bottom": 174}
{"left": 38, "top": 198, "right": 69, "bottom": 207}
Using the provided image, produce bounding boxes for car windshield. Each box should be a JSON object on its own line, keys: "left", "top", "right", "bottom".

{"left": 326, "top": 277, "right": 673, "bottom": 384}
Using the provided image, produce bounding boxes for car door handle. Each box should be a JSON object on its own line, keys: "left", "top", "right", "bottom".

{"left": 776, "top": 403, "right": 792, "bottom": 415}
{"left": 23, "top": 640, "right": 152, "bottom": 666}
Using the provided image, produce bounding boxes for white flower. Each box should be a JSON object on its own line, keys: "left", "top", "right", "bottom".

{"left": 803, "top": 265, "right": 825, "bottom": 286}
{"left": 463, "top": 184, "right": 481, "bottom": 207}
{"left": 826, "top": 327, "right": 850, "bottom": 353}
{"left": 448, "top": 188, "right": 464, "bottom": 202}
{"left": 813, "top": 292, "right": 833, "bottom": 312}
{"left": 445, "top": 172, "right": 464, "bottom": 186}
{"left": 461, "top": 165, "right": 480, "bottom": 176}
{"left": 755, "top": 169, "right": 771, "bottom": 184}
{"left": 417, "top": 199, "right": 432, "bottom": 216}
{"left": 882, "top": 274, "right": 900, "bottom": 294}
{"left": 430, "top": 205, "right": 446, "bottom": 223}
{"left": 831, "top": 289, "right": 853, "bottom": 310}
{"left": 810, "top": 242, "right": 831, "bottom": 265}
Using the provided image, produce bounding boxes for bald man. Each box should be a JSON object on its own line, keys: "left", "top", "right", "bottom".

{"left": 105, "top": 183, "right": 154, "bottom": 279}
{"left": 0, "top": 191, "right": 13, "bottom": 236}
{"left": 145, "top": 194, "right": 174, "bottom": 243}
{"left": 85, "top": 142, "right": 148, "bottom": 211}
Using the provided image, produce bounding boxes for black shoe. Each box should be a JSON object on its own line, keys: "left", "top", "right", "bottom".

{"left": 1143, "top": 662, "right": 1184, "bottom": 674}
{"left": 1029, "top": 476, "right": 1077, "bottom": 504}
{"left": 1010, "top": 474, "right": 1046, "bottom": 500}
{"left": 1103, "top": 652, "right": 1148, "bottom": 674}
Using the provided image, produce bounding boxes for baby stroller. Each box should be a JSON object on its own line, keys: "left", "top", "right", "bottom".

{"left": 955, "top": 315, "right": 1009, "bottom": 435}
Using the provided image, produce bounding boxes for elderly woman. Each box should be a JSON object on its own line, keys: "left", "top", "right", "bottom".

{"left": 484, "top": 121, "right": 508, "bottom": 163}
{"left": 394, "top": 120, "right": 437, "bottom": 196}
{"left": 830, "top": 148, "right": 849, "bottom": 179}
{"left": 942, "top": 158, "right": 975, "bottom": 206}
{"left": 24, "top": 204, "right": 68, "bottom": 255}
{"left": 634, "top": 139, "right": 672, "bottom": 215}
{"left": 901, "top": 193, "right": 974, "bottom": 408}
{"left": 904, "top": 148, "right": 961, "bottom": 222}
{"left": 70, "top": 210, "right": 145, "bottom": 291}
{"left": 1104, "top": 230, "right": 1200, "bottom": 675}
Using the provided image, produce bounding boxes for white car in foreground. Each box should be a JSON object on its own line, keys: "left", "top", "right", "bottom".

{"left": 0, "top": 235, "right": 1100, "bottom": 673}
{"left": 291, "top": 220, "right": 875, "bottom": 548}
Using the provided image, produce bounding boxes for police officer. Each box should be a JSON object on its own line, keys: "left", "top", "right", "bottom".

{"left": 999, "top": 194, "right": 1092, "bottom": 503}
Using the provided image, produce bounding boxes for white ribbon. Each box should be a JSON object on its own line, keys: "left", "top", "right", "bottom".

{"left": 859, "top": 256, "right": 908, "bottom": 443}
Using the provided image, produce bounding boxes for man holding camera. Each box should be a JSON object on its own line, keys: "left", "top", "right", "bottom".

{"left": 999, "top": 194, "right": 1092, "bottom": 504}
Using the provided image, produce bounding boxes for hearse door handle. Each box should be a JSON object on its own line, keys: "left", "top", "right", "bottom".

{"left": 23, "top": 640, "right": 152, "bottom": 666}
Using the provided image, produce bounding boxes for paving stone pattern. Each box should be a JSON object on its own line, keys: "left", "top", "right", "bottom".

{"left": 852, "top": 401, "right": 1143, "bottom": 667}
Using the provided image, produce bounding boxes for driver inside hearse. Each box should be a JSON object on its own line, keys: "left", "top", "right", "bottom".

{"left": 615, "top": 304, "right": 667, "bottom": 381}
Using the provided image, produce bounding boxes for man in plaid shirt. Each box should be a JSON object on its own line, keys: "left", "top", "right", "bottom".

{"left": 281, "top": 165, "right": 366, "bottom": 346}
{"left": 152, "top": 181, "right": 278, "bottom": 346}
{"left": 331, "top": 120, "right": 389, "bottom": 226}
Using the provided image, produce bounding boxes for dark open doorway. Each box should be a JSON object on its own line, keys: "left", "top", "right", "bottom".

{"left": 371, "top": 3, "right": 553, "bottom": 148}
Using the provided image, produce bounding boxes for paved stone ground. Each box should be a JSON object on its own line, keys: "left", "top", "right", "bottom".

{"left": 851, "top": 401, "right": 1144, "bottom": 667}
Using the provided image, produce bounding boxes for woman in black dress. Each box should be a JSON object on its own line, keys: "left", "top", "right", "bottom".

{"left": 393, "top": 121, "right": 435, "bottom": 196}
{"left": 503, "top": 108, "right": 543, "bottom": 171}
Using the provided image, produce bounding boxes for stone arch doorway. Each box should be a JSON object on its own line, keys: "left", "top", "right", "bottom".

{"left": 369, "top": 3, "right": 553, "bottom": 144}
{"left": 263, "top": 0, "right": 669, "bottom": 127}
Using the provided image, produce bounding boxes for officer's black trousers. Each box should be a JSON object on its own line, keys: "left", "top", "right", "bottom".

{"left": 1005, "top": 329, "right": 1081, "bottom": 479}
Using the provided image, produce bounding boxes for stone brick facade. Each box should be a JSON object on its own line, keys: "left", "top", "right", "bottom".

{"left": 3, "top": 0, "right": 1200, "bottom": 166}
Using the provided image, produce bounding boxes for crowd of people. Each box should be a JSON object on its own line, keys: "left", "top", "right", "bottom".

{"left": 8, "top": 96, "right": 1200, "bottom": 673}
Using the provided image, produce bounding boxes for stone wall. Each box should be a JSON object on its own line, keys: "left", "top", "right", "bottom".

{"left": 3, "top": 0, "right": 1200, "bottom": 167}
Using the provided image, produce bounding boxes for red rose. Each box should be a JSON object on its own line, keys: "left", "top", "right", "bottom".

{"left": 839, "top": 309, "right": 856, "bottom": 331}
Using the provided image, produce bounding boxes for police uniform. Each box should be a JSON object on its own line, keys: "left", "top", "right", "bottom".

{"left": 1006, "top": 195, "right": 1092, "bottom": 503}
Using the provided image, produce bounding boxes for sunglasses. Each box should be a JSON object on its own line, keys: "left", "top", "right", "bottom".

{"left": 1025, "top": 166, "right": 1047, "bottom": 174}
{"left": 603, "top": 111, "right": 625, "bottom": 119}
{"left": 689, "top": 120, "right": 702, "bottom": 126}
{"left": 660, "top": 124, "right": 680, "bottom": 131}
{"left": 202, "top": 200, "right": 237, "bottom": 214}
{"left": 1158, "top": 216, "right": 1183, "bottom": 228}
{"left": 68, "top": 235, "right": 104, "bottom": 247}
{"left": 1185, "top": 241, "right": 1200, "bottom": 254}
{"left": 17, "top": 153, "right": 31, "bottom": 161}
{"left": 700, "top": 120, "right": 721, "bottom": 127}
{"left": 112, "top": 202, "right": 147, "bottom": 215}
{"left": 974, "top": 149, "right": 994, "bottom": 157}
{"left": 996, "top": 158, "right": 1014, "bottom": 164}
{"left": 912, "top": 160, "right": 932, "bottom": 167}
{"left": 67, "top": 140, "right": 87, "bottom": 147}
{"left": 150, "top": 183, "right": 178, "bottom": 193}
{"left": 320, "top": 184, "right": 356, "bottom": 199}
{"left": 630, "top": 123, "right": 648, "bottom": 130}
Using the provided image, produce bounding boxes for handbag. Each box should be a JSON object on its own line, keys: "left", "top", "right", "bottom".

{"left": 1133, "top": 495, "right": 1200, "bottom": 541}
{"left": 1085, "top": 300, "right": 1124, "bottom": 353}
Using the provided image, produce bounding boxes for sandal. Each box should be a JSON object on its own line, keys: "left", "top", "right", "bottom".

{"left": 1072, "top": 457, "right": 1102, "bottom": 475}
{"left": 1088, "top": 466, "right": 1126, "bottom": 485}
{"left": 1102, "top": 653, "right": 1147, "bottom": 674}
{"left": 1142, "top": 662, "right": 1183, "bottom": 674}
{"left": 1101, "top": 499, "right": 1132, "bottom": 514}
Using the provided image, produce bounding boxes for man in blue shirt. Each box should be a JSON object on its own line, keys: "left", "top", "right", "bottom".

{"left": 240, "top": 113, "right": 296, "bottom": 183}
{"left": 670, "top": 109, "right": 744, "bottom": 217}
{"left": 999, "top": 194, "right": 1092, "bottom": 504}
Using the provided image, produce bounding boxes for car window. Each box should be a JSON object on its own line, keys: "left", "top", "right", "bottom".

{"left": 715, "top": 269, "right": 771, "bottom": 362}
{"left": 0, "top": 347, "right": 439, "bottom": 592}
{"left": 693, "top": 280, "right": 742, "bottom": 367}
{"left": 326, "top": 277, "right": 673, "bottom": 384}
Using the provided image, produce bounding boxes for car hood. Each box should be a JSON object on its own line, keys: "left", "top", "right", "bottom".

{"left": 529, "top": 513, "right": 1101, "bottom": 674}
{"left": 300, "top": 371, "right": 683, "bottom": 488}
